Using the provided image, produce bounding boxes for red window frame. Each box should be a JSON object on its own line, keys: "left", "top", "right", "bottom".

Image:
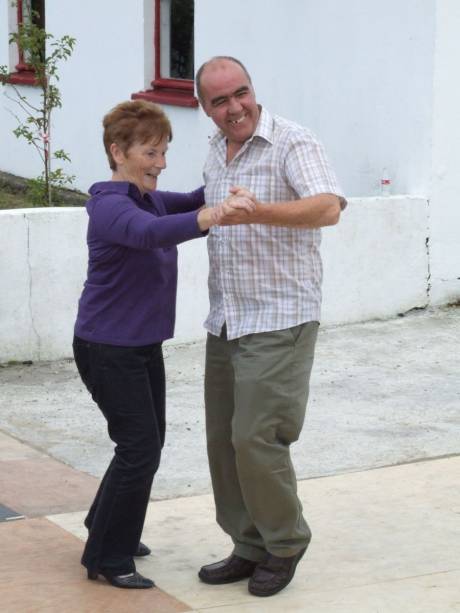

{"left": 6, "top": 0, "right": 43, "bottom": 86}
{"left": 132, "top": 0, "right": 198, "bottom": 108}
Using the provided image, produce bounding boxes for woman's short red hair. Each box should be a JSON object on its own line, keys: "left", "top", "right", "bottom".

{"left": 103, "top": 100, "right": 172, "bottom": 170}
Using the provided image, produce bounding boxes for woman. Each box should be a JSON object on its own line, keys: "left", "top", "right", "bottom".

{"left": 73, "top": 100, "right": 252, "bottom": 589}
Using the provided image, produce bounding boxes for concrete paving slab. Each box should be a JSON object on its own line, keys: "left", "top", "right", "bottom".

{"left": 193, "top": 571, "right": 460, "bottom": 613}
{"left": 0, "top": 451, "right": 98, "bottom": 518}
{"left": 0, "top": 306, "right": 459, "bottom": 501}
{"left": 0, "top": 306, "right": 458, "bottom": 612}
{"left": 0, "top": 518, "right": 190, "bottom": 613}
{"left": 48, "top": 457, "right": 460, "bottom": 612}
{"left": 0, "top": 430, "right": 45, "bottom": 461}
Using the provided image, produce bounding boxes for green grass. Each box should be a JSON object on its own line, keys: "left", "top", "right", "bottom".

{"left": 0, "top": 187, "right": 34, "bottom": 210}
{"left": 0, "top": 185, "right": 87, "bottom": 209}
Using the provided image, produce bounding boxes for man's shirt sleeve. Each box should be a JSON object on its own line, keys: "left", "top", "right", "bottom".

{"left": 283, "top": 131, "right": 347, "bottom": 208}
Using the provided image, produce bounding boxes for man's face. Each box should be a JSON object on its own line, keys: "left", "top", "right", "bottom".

{"left": 200, "top": 60, "right": 260, "bottom": 147}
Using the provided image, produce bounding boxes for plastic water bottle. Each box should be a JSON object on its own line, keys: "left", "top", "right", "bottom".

{"left": 380, "top": 168, "right": 391, "bottom": 196}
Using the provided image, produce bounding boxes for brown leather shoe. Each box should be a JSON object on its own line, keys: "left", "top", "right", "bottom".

{"left": 198, "top": 554, "right": 258, "bottom": 584}
{"left": 248, "top": 547, "right": 307, "bottom": 597}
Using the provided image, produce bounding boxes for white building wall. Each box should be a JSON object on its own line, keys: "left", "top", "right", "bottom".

{"left": 322, "top": 197, "right": 429, "bottom": 323}
{"left": 429, "top": 0, "right": 460, "bottom": 305}
{"left": 0, "top": 0, "right": 44, "bottom": 179}
{"left": 195, "top": 0, "right": 436, "bottom": 198}
{"left": 45, "top": 0, "right": 147, "bottom": 192}
{"left": 1, "top": 0, "right": 437, "bottom": 196}
{"left": 0, "top": 0, "right": 202, "bottom": 191}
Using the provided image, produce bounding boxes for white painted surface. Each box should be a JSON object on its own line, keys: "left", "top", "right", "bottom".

{"left": 429, "top": 0, "right": 460, "bottom": 305}
{"left": 195, "top": 0, "right": 436, "bottom": 199}
{"left": 0, "top": 0, "right": 437, "bottom": 196}
{"left": 0, "top": 0, "right": 205, "bottom": 195}
{"left": 0, "top": 197, "right": 429, "bottom": 362}
{"left": 0, "top": 213, "right": 34, "bottom": 358}
{"left": 1, "top": 0, "right": 458, "bottom": 360}
{"left": 322, "top": 197, "right": 429, "bottom": 323}
{"left": 0, "top": 208, "right": 87, "bottom": 361}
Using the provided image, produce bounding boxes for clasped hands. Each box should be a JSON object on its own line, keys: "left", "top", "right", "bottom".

{"left": 211, "top": 186, "right": 258, "bottom": 226}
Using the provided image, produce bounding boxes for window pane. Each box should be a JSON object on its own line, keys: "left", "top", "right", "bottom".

{"left": 23, "top": 0, "right": 45, "bottom": 27}
{"left": 17, "top": 0, "right": 45, "bottom": 70}
{"left": 161, "top": 0, "right": 194, "bottom": 80}
{"left": 31, "top": 0, "right": 45, "bottom": 29}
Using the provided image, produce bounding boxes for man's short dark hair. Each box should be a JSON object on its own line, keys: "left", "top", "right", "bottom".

{"left": 195, "top": 56, "right": 252, "bottom": 105}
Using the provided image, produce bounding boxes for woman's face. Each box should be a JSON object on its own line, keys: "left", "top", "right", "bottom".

{"left": 111, "top": 134, "right": 168, "bottom": 194}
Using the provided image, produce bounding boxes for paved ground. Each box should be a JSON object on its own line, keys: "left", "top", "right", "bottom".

{"left": 1, "top": 306, "right": 459, "bottom": 499}
{"left": 0, "top": 306, "right": 459, "bottom": 611}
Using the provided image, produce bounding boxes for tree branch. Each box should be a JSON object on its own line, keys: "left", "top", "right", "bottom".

{"left": 3, "top": 89, "right": 41, "bottom": 116}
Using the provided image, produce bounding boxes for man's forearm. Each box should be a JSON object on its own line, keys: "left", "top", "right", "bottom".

{"left": 252, "top": 194, "right": 341, "bottom": 228}
{"left": 219, "top": 193, "right": 342, "bottom": 228}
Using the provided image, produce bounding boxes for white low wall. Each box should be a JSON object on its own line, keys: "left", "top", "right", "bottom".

{"left": 0, "top": 196, "right": 432, "bottom": 362}
{"left": 322, "top": 196, "right": 429, "bottom": 323}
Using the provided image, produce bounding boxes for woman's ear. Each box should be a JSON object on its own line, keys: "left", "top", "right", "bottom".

{"left": 110, "top": 142, "right": 125, "bottom": 167}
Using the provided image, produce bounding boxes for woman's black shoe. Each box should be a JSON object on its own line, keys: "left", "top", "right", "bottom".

{"left": 135, "top": 542, "right": 151, "bottom": 557}
{"left": 87, "top": 569, "right": 155, "bottom": 589}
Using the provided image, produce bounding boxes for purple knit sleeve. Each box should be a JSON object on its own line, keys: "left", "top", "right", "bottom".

{"left": 90, "top": 194, "right": 204, "bottom": 250}
{"left": 157, "top": 186, "right": 205, "bottom": 215}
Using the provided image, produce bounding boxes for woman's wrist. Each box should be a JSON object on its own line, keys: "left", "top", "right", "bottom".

{"left": 197, "top": 207, "right": 215, "bottom": 231}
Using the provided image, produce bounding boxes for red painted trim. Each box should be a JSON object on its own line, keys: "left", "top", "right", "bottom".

{"left": 15, "top": 60, "right": 32, "bottom": 71}
{"left": 152, "top": 78, "right": 194, "bottom": 92}
{"left": 132, "top": 88, "right": 198, "bottom": 108}
{"left": 15, "top": 0, "right": 26, "bottom": 71}
{"left": 5, "top": 71, "right": 38, "bottom": 86}
{"left": 134, "top": 1, "right": 196, "bottom": 108}
{"left": 14, "top": 0, "right": 38, "bottom": 77}
{"left": 154, "top": 0, "right": 161, "bottom": 81}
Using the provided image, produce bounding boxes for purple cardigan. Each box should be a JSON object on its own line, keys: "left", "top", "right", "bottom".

{"left": 74, "top": 181, "right": 205, "bottom": 346}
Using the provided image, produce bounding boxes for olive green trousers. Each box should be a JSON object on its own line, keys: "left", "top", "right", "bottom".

{"left": 204, "top": 322, "right": 319, "bottom": 562}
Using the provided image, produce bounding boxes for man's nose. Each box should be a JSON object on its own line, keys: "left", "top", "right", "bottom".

{"left": 228, "top": 96, "right": 243, "bottom": 113}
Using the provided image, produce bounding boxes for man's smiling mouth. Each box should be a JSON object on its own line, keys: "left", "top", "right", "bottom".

{"left": 230, "top": 114, "right": 246, "bottom": 126}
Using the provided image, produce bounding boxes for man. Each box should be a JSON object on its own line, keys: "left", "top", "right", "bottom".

{"left": 196, "top": 56, "right": 346, "bottom": 597}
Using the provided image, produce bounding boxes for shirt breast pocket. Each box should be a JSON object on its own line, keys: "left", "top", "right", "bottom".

{"left": 231, "top": 169, "right": 278, "bottom": 202}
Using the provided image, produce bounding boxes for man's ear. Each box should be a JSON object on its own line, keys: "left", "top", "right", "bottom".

{"left": 199, "top": 105, "right": 210, "bottom": 117}
{"left": 110, "top": 142, "right": 125, "bottom": 166}
{"left": 199, "top": 97, "right": 212, "bottom": 117}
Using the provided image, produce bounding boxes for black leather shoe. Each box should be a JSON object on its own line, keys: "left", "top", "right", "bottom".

{"left": 248, "top": 547, "right": 307, "bottom": 597}
{"left": 88, "top": 569, "right": 155, "bottom": 589}
{"left": 135, "top": 542, "right": 151, "bottom": 557}
{"left": 198, "top": 554, "right": 258, "bottom": 584}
